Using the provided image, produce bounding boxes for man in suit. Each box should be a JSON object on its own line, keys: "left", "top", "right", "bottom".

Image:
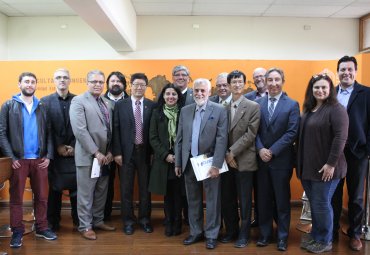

{"left": 113, "top": 73, "right": 155, "bottom": 235}
{"left": 244, "top": 67, "right": 267, "bottom": 228}
{"left": 226, "top": 70, "right": 260, "bottom": 248}
{"left": 331, "top": 56, "right": 370, "bottom": 251}
{"left": 172, "top": 65, "right": 195, "bottom": 107}
{"left": 175, "top": 78, "right": 228, "bottom": 249}
{"left": 70, "top": 70, "right": 116, "bottom": 241}
{"left": 255, "top": 68, "right": 300, "bottom": 251}
{"left": 0, "top": 72, "right": 57, "bottom": 248}
{"left": 245, "top": 67, "right": 267, "bottom": 100}
{"left": 42, "top": 68, "right": 79, "bottom": 231}
{"left": 210, "top": 72, "right": 232, "bottom": 105}
{"left": 210, "top": 72, "right": 239, "bottom": 244}
{"left": 103, "top": 71, "right": 129, "bottom": 221}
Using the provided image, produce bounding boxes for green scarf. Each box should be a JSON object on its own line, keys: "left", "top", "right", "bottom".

{"left": 163, "top": 104, "right": 179, "bottom": 148}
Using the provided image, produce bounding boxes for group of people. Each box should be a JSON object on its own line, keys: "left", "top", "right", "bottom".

{"left": 0, "top": 55, "right": 368, "bottom": 254}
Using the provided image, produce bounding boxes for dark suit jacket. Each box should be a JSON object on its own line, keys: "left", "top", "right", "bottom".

{"left": 112, "top": 97, "right": 155, "bottom": 164}
{"left": 336, "top": 81, "right": 370, "bottom": 159}
{"left": 184, "top": 88, "right": 195, "bottom": 106}
{"left": 244, "top": 90, "right": 258, "bottom": 100}
{"left": 256, "top": 94, "right": 300, "bottom": 170}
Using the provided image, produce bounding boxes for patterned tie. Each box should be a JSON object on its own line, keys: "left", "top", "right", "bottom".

{"left": 134, "top": 100, "right": 144, "bottom": 144}
{"left": 97, "top": 97, "right": 111, "bottom": 141}
{"left": 191, "top": 108, "right": 203, "bottom": 157}
{"left": 231, "top": 103, "right": 237, "bottom": 122}
{"left": 268, "top": 97, "right": 276, "bottom": 121}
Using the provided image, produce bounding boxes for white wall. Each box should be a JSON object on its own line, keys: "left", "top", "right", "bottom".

{"left": 5, "top": 15, "right": 358, "bottom": 60}
{"left": 0, "top": 12, "right": 7, "bottom": 59}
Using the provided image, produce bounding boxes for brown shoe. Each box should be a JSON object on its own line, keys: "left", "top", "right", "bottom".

{"left": 94, "top": 223, "right": 116, "bottom": 231}
{"left": 349, "top": 238, "right": 362, "bottom": 251}
{"left": 81, "top": 229, "right": 97, "bottom": 240}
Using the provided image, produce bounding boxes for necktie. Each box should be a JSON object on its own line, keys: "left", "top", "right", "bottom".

{"left": 134, "top": 100, "right": 144, "bottom": 144}
{"left": 221, "top": 100, "right": 228, "bottom": 107}
{"left": 191, "top": 108, "right": 203, "bottom": 157}
{"left": 231, "top": 103, "right": 237, "bottom": 122}
{"left": 97, "top": 97, "right": 111, "bottom": 140}
{"left": 268, "top": 97, "right": 276, "bottom": 121}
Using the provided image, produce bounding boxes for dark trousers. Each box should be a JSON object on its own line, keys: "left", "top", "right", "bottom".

{"left": 104, "top": 161, "right": 118, "bottom": 220}
{"left": 220, "top": 168, "right": 239, "bottom": 236}
{"left": 252, "top": 171, "right": 259, "bottom": 221}
{"left": 235, "top": 170, "right": 254, "bottom": 239}
{"left": 331, "top": 149, "right": 368, "bottom": 239}
{"left": 164, "top": 178, "right": 182, "bottom": 225}
{"left": 257, "top": 165, "right": 292, "bottom": 240}
{"left": 47, "top": 188, "right": 78, "bottom": 227}
{"left": 9, "top": 159, "right": 48, "bottom": 233}
{"left": 119, "top": 146, "right": 151, "bottom": 225}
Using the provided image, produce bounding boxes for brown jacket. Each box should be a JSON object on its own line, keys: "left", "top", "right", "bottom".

{"left": 296, "top": 103, "right": 349, "bottom": 181}
{"left": 228, "top": 97, "right": 260, "bottom": 171}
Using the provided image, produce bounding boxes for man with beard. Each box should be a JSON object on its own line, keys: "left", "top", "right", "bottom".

{"left": 103, "top": 71, "right": 129, "bottom": 221}
{"left": 0, "top": 72, "right": 57, "bottom": 248}
{"left": 175, "top": 78, "right": 228, "bottom": 249}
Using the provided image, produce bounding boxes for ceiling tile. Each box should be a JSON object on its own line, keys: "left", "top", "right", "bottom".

{"left": 264, "top": 5, "right": 344, "bottom": 17}
{"left": 193, "top": 3, "right": 269, "bottom": 16}
{"left": 134, "top": 2, "right": 192, "bottom": 15}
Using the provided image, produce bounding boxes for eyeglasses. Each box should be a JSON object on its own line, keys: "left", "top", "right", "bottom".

{"left": 55, "top": 76, "right": 70, "bottom": 80}
{"left": 230, "top": 80, "right": 244, "bottom": 85}
{"left": 132, "top": 83, "right": 147, "bottom": 88}
{"left": 216, "top": 83, "right": 229, "bottom": 88}
{"left": 88, "top": 80, "right": 104, "bottom": 85}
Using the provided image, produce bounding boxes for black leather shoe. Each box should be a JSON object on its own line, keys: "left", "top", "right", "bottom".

{"left": 219, "top": 233, "right": 237, "bottom": 243}
{"left": 140, "top": 223, "right": 153, "bottom": 233}
{"left": 234, "top": 238, "right": 248, "bottom": 248}
{"left": 256, "top": 237, "right": 270, "bottom": 247}
{"left": 183, "top": 234, "right": 204, "bottom": 245}
{"left": 250, "top": 219, "right": 258, "bottom": 228}
{"left": 206, "top": 238, "right": 217, "bottom": 249}
{"left": 123, "top": 225, "right": 134, "bottom": 235}
{"left": 277, "top": 239, "right": 287, "bottom": 251}
{"left": 164, "top": 224, "right": 173, "bottom": 237}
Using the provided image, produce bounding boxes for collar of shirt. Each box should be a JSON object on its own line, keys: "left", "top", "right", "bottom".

{"left": 231, "top": 96, "right": 243, "bottom": 108}
{"left": 219, "top": 94, "right": 232, "bottom": 104}
{"left": 256, "top": 91, "right": 268, "bottom": 98}
{"left": 131, "top": 96, "right": 144, "bottom": 104}
{"left": 57, "top": 92, "right": 71, "bottom": 101}
{"left": 181, "top": 87, "right": 188, "bottom": 95}
{"left": 107, "top": 92, "right": 124, "bottom": 101}
{"left": 339, "top": 84, "right": 354, "bottom": 94}
{"left": 195, "top": 103, "right": 207, "bottom": 113}
{"left": 268, "top": 92, "right": 283, "bottom": 102}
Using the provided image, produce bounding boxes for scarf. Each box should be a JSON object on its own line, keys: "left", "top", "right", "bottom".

{"left": 163, "top": 104, "right": 178, "bottom": 148}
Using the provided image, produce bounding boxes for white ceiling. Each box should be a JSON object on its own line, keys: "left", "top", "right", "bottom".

{"left": 0, "top": 0, "right": 369, "bottom": 18}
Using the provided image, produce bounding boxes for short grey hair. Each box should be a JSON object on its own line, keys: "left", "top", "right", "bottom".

{"left": 216, "top": 72, "right": 228, "bottom": 81}
{"left": 193, "top": 78, "right": 211, "bottom": 92}
{"left": 87, "top": 70, "right": 105, "bottom": 81}
{"left": 172, "top": 65, "right": 190, "bottom": 76}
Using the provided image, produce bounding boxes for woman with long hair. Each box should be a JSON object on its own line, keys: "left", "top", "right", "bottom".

{"left": 148, "top": 84, "right": 184, "bottom": 236}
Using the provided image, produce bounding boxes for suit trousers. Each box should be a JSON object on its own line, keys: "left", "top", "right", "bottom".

{"left": 257, "top": 164, "right": 292, "bottom": 241}
{"left": 119, "top": 146, "right": 151, "bottom": 225}
{"left": 235, "top": 170, "right": 254, "bottom": 239}
{"left": 76, "top": 165, "right": 109, "bottom": 232}
{"left": 104, "top": 161, "right": 118, "bottom": 220}
{"left": 220, "top": 168, "right": 239, "bottom": 235}
{"left": 331, "top": 149, "right": 368, "bottom": 239}
{"left": 47, "top": 187, "right": 78, "bottom": 227}
{"left": 9, "top": 159, "right": 48, "bottom": 233}
{"left": 184, "top": 162, "right": 221, "bottom": 239}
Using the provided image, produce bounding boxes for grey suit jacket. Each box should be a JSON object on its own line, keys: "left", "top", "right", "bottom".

{"left": 184, "top": 88, "right": 195, "bottom": 106}
{"left": 70, "top": 91, "right": 113, "bottom": 166}
{"left": 175, "top": 100, "right": 228, "bottom": 171}
{"left": 228, "top": 97, "right": 260, "bottom": 171}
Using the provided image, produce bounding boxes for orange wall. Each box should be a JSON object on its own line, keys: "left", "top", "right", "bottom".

{"left": 0, "top": 53, "right": 368, "bottom": 203}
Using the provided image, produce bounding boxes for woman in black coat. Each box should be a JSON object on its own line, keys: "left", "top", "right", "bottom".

{"left": 297, "top": 74, "right": 349, "bottom": 253}
{"left": 148, "top": 84, "right": 184, "bottom": 236}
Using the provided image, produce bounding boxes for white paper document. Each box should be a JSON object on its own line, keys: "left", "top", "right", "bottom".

{"left": 91, "top": 158, "right": 101, "bottom": 178}
{"left": 190, "top": 154, "right": 229, "bottom": 181}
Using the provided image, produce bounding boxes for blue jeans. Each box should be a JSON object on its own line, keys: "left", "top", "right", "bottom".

{"left": 302, "top": 179, "right": 339, "bottom": 244}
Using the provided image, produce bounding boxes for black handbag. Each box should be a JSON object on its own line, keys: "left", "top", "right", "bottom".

{"left": 49, "top": 157, "right": 77, "bottom": 192}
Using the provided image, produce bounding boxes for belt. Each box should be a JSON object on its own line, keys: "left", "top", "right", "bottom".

{"left": 134, "top": 144, "right": 144, "bottom": 149}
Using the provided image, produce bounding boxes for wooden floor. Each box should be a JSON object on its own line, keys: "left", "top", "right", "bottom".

{"left": 0, "top": 206, "right": 368, "bottom": 255}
